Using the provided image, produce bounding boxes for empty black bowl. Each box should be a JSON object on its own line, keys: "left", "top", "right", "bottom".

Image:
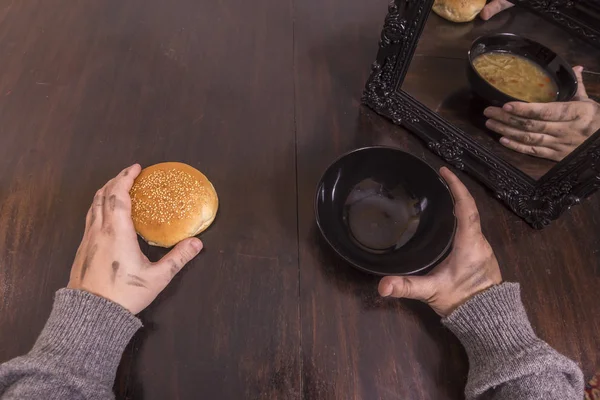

{"left": 315, "top": 147, "right": 456, "bottom": 276}
{"left": 467, "top": 33, "right": 577, "bottom": 106}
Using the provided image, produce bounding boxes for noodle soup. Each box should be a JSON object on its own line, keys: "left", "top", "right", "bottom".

{"left": 472, "top": 52, "right": 558, "bottom": 103}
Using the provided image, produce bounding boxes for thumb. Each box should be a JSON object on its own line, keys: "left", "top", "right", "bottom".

{"left": 480, "top": 0, "right": 513, "bottom": 20}
{"left": 378, "top": 275, "right": 437, "bottom": 302}
{"left": 573, "top": 66, "right": 588, "bottom": 100}
{"left": 155, "top": 238, "right": 203, "bottom": 277}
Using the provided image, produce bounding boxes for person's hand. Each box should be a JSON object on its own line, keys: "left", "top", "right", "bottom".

{"left": 67, "top": 164, "right": 203, "bottom": 315}
{"left": 378, "top": 167, "right": 502, "bottom": 317}
{"left": 480, "top": 0, "right": 514, "bottom": 20}
{"left": 483, "top": 67, "right": 600, "bottom": 162}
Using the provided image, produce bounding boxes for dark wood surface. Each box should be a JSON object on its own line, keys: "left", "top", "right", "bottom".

{"left": 0, "top": 1, "right": 598, "bottom": 399}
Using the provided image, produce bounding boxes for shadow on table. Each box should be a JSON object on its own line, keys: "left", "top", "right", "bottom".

{"left": 113, "top": 238, "right": 197, "bottom": 399}
{"left": 308, "top": 224, "right": 468, "bottom": 399}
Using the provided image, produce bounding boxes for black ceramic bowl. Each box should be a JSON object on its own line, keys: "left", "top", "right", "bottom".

{"left": 467, "top": 33, "right": 577, "bottom": 106}
{"left": 315, "top": 147, "right": 456, "bottom": 276}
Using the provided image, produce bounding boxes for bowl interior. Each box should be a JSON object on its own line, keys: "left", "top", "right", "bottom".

{"left": 468, "top": 33, "right": 577, "bottom": 103}
{"left": 315, "top": 147, "right": 456, "bottom": 275}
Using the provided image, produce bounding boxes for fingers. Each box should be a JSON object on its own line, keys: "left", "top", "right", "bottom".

{"left": 480, "top": 0, "right": 513, "bottom": 20}
{"left": 85, "top": 164, "right": 141, "bottom": 233}
{"left": 573, "top": 66, "right": 588, "bottom": 101}
{"left": 499, "top": 137, "right": 559, "bottom": 160}
{"left": 104, "top": 164, "right": 142, "bottom": 202}
{"left": 502, "top": 102, "right": 578, "bottom": 122}
{"left": 484, "top": 110, "right": 567, "bottom": 140}
{"left": 103, "top": 164, "right": 142, "bottom": 217}
{"left": 439, "top": 167, "right": 481, "bottom": 237}
{"left": 110, "top": 164, "right": 142, "bottom": 194}
{"left": 484, "top": 106, "right": 553, "bottom": 134}
{"left": 155, "top": 238, "right": 203, "bottom": 279}
{"left": 484, "top": 115, "right": 563, "bottom": 159}
{"left": 88, "top": 189, "right": 106, "bottom": 228}
{"left": 485, "top": 119, "right": 553, "bottom": 146}
{"left": 85, "top": 205, "right": 93, "bottom": 229}
{"left": 378, "top": 275, "right": 437, "bottom": 302}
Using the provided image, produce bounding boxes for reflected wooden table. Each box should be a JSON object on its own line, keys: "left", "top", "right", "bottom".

{"left": 0, "top": 1, "right": 597, "bottom": 399}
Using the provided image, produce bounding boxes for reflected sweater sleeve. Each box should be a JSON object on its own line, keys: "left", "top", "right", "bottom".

{"left": 442, "top": 283, "right": 584, "bottom": 400}
{"left": 0, "top": 289, "right": 141, "bottom": 399}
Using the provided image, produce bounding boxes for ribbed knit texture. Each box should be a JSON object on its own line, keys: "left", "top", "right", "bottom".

{"left": 0, "top": 289, "right": 141, "bottom": 399}
{"left": 0, "top": 284, "right": 585, "bottom": 399}
{"left": 443, "top": 283, "right": 584, "bottom": 399}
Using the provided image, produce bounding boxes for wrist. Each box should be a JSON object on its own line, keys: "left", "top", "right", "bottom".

{"left": 452, "top": 281, "right": 503, "bottom": 314}
{"left": 442, "top": 283, "right": 538, "bottom": 361}
{"left": 440, "top": 271, "right": 503, "bottom": 317}
{"left": 29, "top": 288, "right": 142, "bottom": 386}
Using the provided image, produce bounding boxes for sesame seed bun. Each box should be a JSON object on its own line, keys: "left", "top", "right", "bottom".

{"left": 432, "top": 0, "right": 486, "bottom": 22}
{"left": 130, "top": 162, "right": 218, "bottom": 248}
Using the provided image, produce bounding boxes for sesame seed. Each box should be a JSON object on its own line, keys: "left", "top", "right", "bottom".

{"left": 130, "top": 169, "right": 208, "bottom": 225}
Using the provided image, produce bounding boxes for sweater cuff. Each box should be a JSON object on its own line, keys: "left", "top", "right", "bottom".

{"left": 30, "top": 288, "right": 142, "bottom": 386}
{"left": 442, "top": 283, "right": 538, "bottom": 364}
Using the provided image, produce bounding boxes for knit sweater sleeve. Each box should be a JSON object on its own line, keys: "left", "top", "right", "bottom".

{"left": 0, "top": 288, "right": 141, "bottom": 399}
{"left": 442, "top": 282, "right": 584, "bottom": 400}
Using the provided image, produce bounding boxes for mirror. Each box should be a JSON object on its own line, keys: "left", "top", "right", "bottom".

{"left": 363, "top": 0, "right": 600, "bottom": 228}
{"left": 401, "top": 4, "right": 600, "bottom": 180}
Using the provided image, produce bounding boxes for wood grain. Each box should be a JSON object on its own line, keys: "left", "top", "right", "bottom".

{"left": 0, "top": 1, "right": 300, "bottom": 399}
{"left": 293, "top": 0, "right": 470, "bottom": 398}
{"left": 0, "top": 1, "right": 597, "bottom": 400}
{"left": 295, "top": 1, "right": 599, "bottom": 399}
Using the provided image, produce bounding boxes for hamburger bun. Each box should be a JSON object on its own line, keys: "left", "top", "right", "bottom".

{"left": 130, "top": 162, "right": 218, "bottom": 248}
{"left": 432, "top": 0, "right": 486, "bottom": 23}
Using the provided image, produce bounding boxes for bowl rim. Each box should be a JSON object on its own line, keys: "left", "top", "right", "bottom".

{"left": 314, "top": 146, "right": 457, "bottom": 276}
{"left": 467, "top": 32, "right": 578, "bottom": 104}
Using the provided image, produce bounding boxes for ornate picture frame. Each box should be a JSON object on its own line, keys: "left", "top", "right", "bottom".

{"left": 363, "top": 0, "right": 600, "bottom": 228}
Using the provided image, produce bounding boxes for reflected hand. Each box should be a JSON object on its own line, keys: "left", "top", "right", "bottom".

{"left": 378, "top": 167, "right": 502, "bottom": 317}
{"left": 479, "top": 0, "right": 514, "bottom": 21}
{"left": 480, "top": 0, "right": 514, "bottom": 20}
{"left": 67, "top": 164, "right": 203, "bottom": 314}
{"left": 483, "top": 67, "right": 600, "bottom": 162}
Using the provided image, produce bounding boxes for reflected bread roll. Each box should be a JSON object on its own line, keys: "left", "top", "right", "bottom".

{"left": 432, "top": 0, "right": 486, "bottom": 23}
{"left": 130, "top": 162, "right": 218, "bottom": 248}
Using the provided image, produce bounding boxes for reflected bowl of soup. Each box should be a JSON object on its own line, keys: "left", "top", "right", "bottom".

{"left": 467, "top": 33, "right": 577, "bottom": 106}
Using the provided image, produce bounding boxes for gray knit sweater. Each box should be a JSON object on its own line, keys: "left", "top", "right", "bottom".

{"left": 0, "top": 283, "right": 584, "bottom": 399}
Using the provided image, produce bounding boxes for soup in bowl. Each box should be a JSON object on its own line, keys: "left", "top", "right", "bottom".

{"left": 472, "top": 52, "right": 558, "bottom": 103}
{"left": 467, "top": 33, "right": 577, "bottom": 106}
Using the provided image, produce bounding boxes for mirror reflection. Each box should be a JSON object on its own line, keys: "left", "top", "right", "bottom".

{"left": 401, "top": 0, "right": 600, "bottom": 179}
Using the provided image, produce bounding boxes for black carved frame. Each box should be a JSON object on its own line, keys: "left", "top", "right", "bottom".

{"left": 363, "top": 0, "right": 600, "bottom": 228}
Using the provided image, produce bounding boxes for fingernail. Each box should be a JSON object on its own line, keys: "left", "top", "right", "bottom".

{"left": 574, "top": 66, "right": 583, "bottom": 72}
{"left": 500, "top": 137, "right": 510, "bottom": 145}
{"left": 190, "top": 238, "right": 203, "bottom": 252}
{"left": 483, "top": 107, "right": 492, "bottom": 117}
{"left": 379, "top": 283, "right": 393, "bottom": 297}
{"left": 503, "top": 104, "right": 513, "bottom": 112}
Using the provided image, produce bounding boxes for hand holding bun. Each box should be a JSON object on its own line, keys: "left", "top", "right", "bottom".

{"left": 432, "top": 0, "right": 487, "bottom": 23}
{"left": 130, "top": 162, "right": 218, "bottom": 248}
{"left": 68, "top": 164, "right": 204, "bottom": 314}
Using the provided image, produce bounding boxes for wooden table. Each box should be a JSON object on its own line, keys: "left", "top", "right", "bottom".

{"left": 0, "top": 1, "right": 597, "bottom": 399}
